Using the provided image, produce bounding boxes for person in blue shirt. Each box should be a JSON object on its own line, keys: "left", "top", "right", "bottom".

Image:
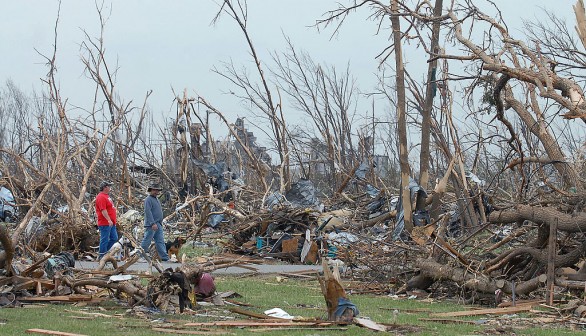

{"left": 141, "top": 184, "right": 170, "bottom": 261}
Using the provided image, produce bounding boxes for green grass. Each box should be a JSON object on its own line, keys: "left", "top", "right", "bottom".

{"left": 0, "top": 275, "right": 583, "bottom": 335}
{"left": 179, "top": 241, "right": 221, "bottom": 259}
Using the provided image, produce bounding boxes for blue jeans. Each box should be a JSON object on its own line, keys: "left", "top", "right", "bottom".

{"left": 141, "top": 222, "right": 169, "bottom": 261}
{"left": 98, "top": 225, "right": 119, "bottom": 258}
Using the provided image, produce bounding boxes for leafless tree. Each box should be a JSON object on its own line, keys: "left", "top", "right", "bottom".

{"left": 212, "top": 0, "right": 291, "bottom": 191}
{"left": 271, "top": 38, "right": 360, "bottom": 192}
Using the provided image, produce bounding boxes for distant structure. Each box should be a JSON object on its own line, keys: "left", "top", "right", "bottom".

{"left": 232, "top": 118, "right": 271, "bottom": 164}
{"left": 203, "top": 118, "right": 271, "bottom": 169}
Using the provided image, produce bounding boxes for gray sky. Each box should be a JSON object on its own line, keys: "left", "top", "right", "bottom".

{"left": 0, "top": 1, "right": 577, "bottom": 140}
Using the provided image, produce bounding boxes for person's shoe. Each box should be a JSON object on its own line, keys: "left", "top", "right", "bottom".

{"left": 161, "top": 258, "right": 169, "bottom": 262}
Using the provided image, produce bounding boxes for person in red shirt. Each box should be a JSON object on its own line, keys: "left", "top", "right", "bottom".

{"left": 95, "top": 181, "right": 118, "bottom": 259}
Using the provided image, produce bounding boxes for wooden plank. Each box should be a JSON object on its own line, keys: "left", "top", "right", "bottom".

{"left": 0, "top": 275, "right": 35, "bottom": 286}
{"left": 184, "top": 321, "right": 335, "bottom": 327}
{"left": 151, "top": 328, "right": 232, "bottom": 335}
{"left": 305, "top": 242, "right": 319, "bottom": 264}
{"left": 224, "top": 299, "right": 252, "bottom": 306}
{"left": 19, "top": 295, "right": 93, "bottom": 302}
{"left": 65, "top": 310, "right": 114, "bottom": 318}
{"left": 249, "top": 327, "right": 349, "bottom": 332}
{"left": 282, "top": 237, "right": 299, "bottom": 254}
{"left": 353, "top": 317, "right": 387, "bottom": 331}
{"left": 430, "top": 305, "right": 532, "bottom": 317}
{"left": 22, "top": 254, "right": 52, "bottom": 277}
{"left": 419, "top": 318, "right": 478, "bottom": 325}
{"left": 498, "top": 299, "right": 545, "bottom": 308}
{"left": 13, "top": 278, "right": 54, "bottom": 292}
{"left": 380, "top": 307, "right": 432, "bottom": 313}
{"left": 26, "top": 329, "right": 88, "bottom": 336}
{"left": 13, "top": 280, "right": 36, "bottom": 291}
{"left": 284, "top": 269, "right": 320, "bottom": 275}
{"left": 228, "top": 307, "right": 273, "bottom": 319}
{"left": 278, "top": 272, "right": 316, "bottom": 279}
{"left": 0, "top": 276, "right": 13, "bottom": 286}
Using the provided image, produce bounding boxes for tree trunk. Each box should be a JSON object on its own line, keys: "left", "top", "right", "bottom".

{"left": 391, "top": 0, "right": 413, "bottom": 233}
{"left": 419, "top": 0, "right": 444, "bottom": 190}
{"left": 416, "top": 258, "right": 545, "bottom": 295}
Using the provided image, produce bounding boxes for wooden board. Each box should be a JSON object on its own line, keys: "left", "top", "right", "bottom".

{"left": 419, "top": 318, "right": 478, "bottom": 325}
{"left": 430, "top": 305, "right": 532, "bottom": 317}
{"left": 151, "top": 328, "right": 231, "bottom": 335}
{"left": 305, "top": 242, "right": 319, "bottom": 264}
{"left": 184, "top": 321, "right": 336, "bottom": 327}
{"left": 498, "top": 299, "right": 545, "bottom": 308}
{"left": 19, "top": 295, "right": 93, "bottom": 302}
{"left": 26, "top": 329, "right": 88, "bottom": 336}
{"left": 282, "top": 237, "right": 299, "bottom": 254}
{"left": 228, "top": 307, "right": 273, "bottom": 319}
{"left": 353, "top": 317, "right": 387, "bottom": 331}
{"left": 21, "top": 254, "right": 52, "bottom": 277}
{"left": 249, "top": 327, "right": 349, "bottom": 332}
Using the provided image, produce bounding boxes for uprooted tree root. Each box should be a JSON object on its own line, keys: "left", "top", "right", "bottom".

{"left": 63, "top": 263, "right": 205, "bottom": 312}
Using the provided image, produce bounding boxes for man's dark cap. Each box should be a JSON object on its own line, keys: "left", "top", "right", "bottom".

{"left": 100, "top": 181, "right": 112, "bottom": 191}
{"left": 148, "top": 183, "right": 163, "bottom": 192}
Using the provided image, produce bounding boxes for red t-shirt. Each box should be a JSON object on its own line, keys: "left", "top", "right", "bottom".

{"left": 95, "top": 192, "right": 116, "bottom": 226}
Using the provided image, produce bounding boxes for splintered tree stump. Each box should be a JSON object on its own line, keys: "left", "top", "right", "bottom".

{"left": 318, "top": 259, "right": 354, "bottom": 322}
{"left": 0, "top": 223, "right": 14, "bottom": 275}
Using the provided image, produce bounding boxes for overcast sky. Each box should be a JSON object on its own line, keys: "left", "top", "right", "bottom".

{"left": 0, "top": 1, "right": 577, "bottom": 140}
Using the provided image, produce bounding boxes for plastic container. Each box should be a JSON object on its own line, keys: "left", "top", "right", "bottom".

{"left": 256, "top": 237, "right": 266, "bottom": 250}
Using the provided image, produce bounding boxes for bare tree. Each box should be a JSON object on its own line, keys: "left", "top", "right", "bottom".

{"left": 212, "top": 0, "right": 291, "bottom": 191}
{"left": 271, "top": 39, "right": 360, "bottom": 192}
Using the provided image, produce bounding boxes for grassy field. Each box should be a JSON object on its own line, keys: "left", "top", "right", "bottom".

{"left": 0, "top": 275, "right": 583, "bottom": 335}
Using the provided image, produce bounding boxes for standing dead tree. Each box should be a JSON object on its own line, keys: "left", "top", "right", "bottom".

{"left": 315, "top": 0, "right": 586, "bottom": 300}
{"left": 212, "top": 0, "right": 291, "bottom": 192}
{"left": 0, "top": 3, "right": 154, "bottom": 253}
{"left": 272, "top": 39, "right": 360, "bottom": 192}
{"left": 411, "top": 2, "right": 586, "bottom": 295}
{"left": 389, "top": 0, "right": 414, "bottom": 233}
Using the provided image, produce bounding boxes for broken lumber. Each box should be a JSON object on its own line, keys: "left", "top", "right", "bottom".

{"left": 151, "top": 328, "right": 232, "bottom": 335}
{"left": 498, "top": 299, "right": 545, "bottom": 307}
{"left": 418, "top": 318, "right": 477, "bottom": 325}
{"left": 430, "top": 305, "right": 533, "bottom": 317}
{"left": 21, "top": 253, "right": 52, "bottom": 277}
{"left": 19, "top": 294, "right": 93, "bottom": 302}
{"left": 184, "top": 321, "right": 336, "bottom": 327}
{"left": 26, "top": 329, "right": 88, "bottom": 336}
{"left": 249, "top": 327, "right": 349, "bottom": 332}
{"left": 228, "top": 307, "right": 273, "bottom": 319}
{"left": 353, "top": 317, "right": 387, "bottom": 331}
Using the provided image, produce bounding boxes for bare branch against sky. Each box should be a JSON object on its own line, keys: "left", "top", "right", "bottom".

{"left": 0, "top": 1, "right": 573, "bottom": 137}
